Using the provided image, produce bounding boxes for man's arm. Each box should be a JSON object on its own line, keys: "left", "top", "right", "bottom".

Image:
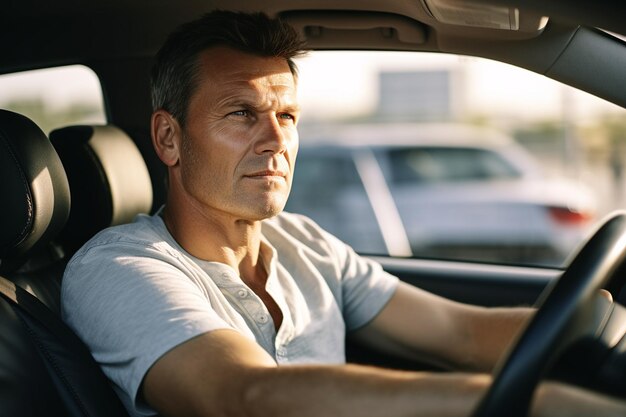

{"left": 349, "top": 281, "right": 533, "bottom": 372}
{"left": 142, "top": 328, "right": 490, "bottom": 417}
{"left": 143, "top": 327, "right": 626, "bottom": 417}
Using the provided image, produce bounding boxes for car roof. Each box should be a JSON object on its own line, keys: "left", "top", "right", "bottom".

{"left": 3, "top": 1, "right": 625, "bottom": 60}
{"left": 2, "top": 1, "right": 625, "bottom": 110}
{"left": 299, "top": 123, "right": 516, "bottom": 149}
{"left": 297, "top": 123, "right": 542, "bottom": 176}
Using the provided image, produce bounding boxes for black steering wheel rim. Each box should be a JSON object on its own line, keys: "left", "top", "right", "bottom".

{"left": 472, "top": 211, "right": 626, "bottom": 417}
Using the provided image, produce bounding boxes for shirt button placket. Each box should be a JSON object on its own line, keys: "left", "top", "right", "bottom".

{"left": 276, "top": 346, "right": 287, "bottom": 363}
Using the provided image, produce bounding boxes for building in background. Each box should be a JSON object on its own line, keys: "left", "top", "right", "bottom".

{"left": 377, "top": 68, "right": 466, "bottom": 122}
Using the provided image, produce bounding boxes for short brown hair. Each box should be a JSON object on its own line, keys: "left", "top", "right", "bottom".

{"left": 151, "top": 10, "right": 307, "bottom": 127}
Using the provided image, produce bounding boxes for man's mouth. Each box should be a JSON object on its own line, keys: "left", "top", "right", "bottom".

{"left": 245, "top": 170, "right": 287, "bottom": 179}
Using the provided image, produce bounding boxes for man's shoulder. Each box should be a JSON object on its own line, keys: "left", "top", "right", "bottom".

{"left": 62, "top": 212, "right": 185, "bottom": 302}
{"left": 70, "top": 212, "right": 170, "bottom": 260}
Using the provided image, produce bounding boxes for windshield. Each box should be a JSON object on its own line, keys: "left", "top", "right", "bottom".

{"left": 285, "top": 51, "right": 625, "bottom": 268}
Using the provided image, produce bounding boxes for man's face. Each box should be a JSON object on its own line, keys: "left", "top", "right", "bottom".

{"left": 177, "top": 47, "right": 300, "bottom": 222}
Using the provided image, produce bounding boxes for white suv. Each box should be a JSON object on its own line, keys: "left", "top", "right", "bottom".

{"left": 286, "top": 123, "right": 597, "bottom": 267}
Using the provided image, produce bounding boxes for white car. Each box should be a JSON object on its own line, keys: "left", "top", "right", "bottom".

{"left": 287, "top": 123, "right": 597, "bottom": 266}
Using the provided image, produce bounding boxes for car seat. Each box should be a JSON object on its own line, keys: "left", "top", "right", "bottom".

{"left": 49, "top": 124, "right": 153, "bottom": 255}
{"left": 0, "top": 109, "right": 151, "bottom": 416}
{"left": 0, "top": 108, "right": 71, "bottom": 332}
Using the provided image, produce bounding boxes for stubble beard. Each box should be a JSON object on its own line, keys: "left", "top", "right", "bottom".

{"left": 180, "top": 132, "right": 290, "bottom": 221}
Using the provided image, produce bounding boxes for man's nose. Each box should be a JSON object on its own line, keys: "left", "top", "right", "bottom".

{"left": 254, "top": 115, "right": 288, "bottom": 154}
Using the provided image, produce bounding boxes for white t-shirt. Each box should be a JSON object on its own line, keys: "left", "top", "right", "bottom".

{"left": 61, "top": 210, "right": 398, "bottom": 416}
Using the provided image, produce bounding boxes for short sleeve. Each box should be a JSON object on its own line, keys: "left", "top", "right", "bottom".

{"left": 61, "top": 240, "right": 232, "bottom": 416}
{"left": 331, "top": 235, "right": 399, "bottom": 330}
{"left": 270, "top": 213, "right": 399, "bottom": 331}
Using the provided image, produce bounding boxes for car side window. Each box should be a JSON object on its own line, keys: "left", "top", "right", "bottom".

{"left": 0, "top": 65, "right": 105, "bottom": 133}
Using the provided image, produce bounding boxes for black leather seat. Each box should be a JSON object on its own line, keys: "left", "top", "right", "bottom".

{"left": 0, "top": 109, "right": 152, "bottom": 417}
{"left": 50, "top": 124, "right": 153, "bottom": 254}
{"left": 0, "top": 110, "right": 71, "bottom": 312}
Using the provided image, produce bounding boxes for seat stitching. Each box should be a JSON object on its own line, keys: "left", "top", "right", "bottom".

{"left": 0, "top": 136, "right": 35, "bottom": 248}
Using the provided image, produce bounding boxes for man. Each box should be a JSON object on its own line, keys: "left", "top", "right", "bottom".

{"left": 62, "top": 10, "right": 626, "bottom": 417}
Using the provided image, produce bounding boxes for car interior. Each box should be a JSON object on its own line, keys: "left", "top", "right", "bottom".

{"left": 0, "top": 110, "right": 139, "bottom": 415}
{"left": 1, "top": 1, "right": 626, "bottom": 416}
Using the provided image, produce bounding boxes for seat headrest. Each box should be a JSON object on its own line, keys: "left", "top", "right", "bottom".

{"left": 0, "top": 110, "right": 71, "bottom": 271}
{"left": 50, "top": 125, "right": 153, "bottom": 253}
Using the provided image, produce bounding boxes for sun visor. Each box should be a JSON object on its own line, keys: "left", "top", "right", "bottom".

{"left": 421, "top": 0, "right": 548, "bottom": 35}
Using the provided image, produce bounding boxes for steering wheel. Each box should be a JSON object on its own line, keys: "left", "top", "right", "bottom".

{"left": 472, "top": 211, "right": 626, "bottom": 417}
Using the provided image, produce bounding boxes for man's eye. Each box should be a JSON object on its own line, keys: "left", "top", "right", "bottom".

{"left": 279, "top": 113, "right": 295, "bottom": 121}
{"left": 230, "top": 110, "right": 249, "bottom": 117}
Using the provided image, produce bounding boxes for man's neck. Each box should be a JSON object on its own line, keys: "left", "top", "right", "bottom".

{"left": 161, "top": 199, "right": 265, "bottom": 285}
{"left": 162, "top": 199, "right": 283, "bottom": 330}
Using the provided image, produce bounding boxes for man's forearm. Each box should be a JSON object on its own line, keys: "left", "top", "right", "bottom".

{"left": 229, "top": 364, "right": 626, "bottom": 417}
{"left": 349, "top": 282, "right": 535, "bottom": 373}
{"left": 464, "top": 305, "right": 534, "bottom": 372}
{"left": 242, "top": 365, "right": 626, "bottom": 417}
{"left": 240, "top": 364, "right": 489, "bottom": 417}
{"left": 532, "top": 382, "right": 626, "bottom": 417}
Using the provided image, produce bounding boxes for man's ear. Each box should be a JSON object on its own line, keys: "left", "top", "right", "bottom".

{"left": 151, "top": 110, "right": 181, "bottom": 167}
